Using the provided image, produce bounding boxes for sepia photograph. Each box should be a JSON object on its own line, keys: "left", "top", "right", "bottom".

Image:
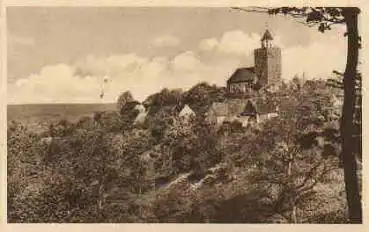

{"left": 6, "top": 6, "right": 362, "bottom": 224}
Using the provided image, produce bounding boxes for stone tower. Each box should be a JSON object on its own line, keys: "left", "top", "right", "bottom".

{"left": 254, "top": 30, "right": 282, "bottom": 86}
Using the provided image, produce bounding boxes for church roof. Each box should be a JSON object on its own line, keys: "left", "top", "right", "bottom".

{"left": 261, "top": 29, "right": 274, "bottom": 41}
{"left": 227, "top": 67, "right": 256, "bottom": 84}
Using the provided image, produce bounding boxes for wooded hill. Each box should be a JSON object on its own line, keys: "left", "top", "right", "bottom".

{"left": 8, "top": 78, "right": 357, "bottom": 223}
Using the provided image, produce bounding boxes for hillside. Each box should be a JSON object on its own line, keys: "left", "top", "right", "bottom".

{"left": 7, "top": 80, "right": 351, "bottom": 223}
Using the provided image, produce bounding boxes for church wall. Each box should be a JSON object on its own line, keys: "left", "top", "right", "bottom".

{"left": 228, "top": 82, "right": 253, "bottom": 94}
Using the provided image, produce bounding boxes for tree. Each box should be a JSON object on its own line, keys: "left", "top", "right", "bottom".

{"left": 232, "top": 6, "right": 362, "bottom": 223}
{"left": 162, "top": 117, "right": 221, "bottom": 176}
{"left": 234, "top": 81, "right": 344, "bottom": 222}
{"left": 143, "top": 88, "right": 183, "bottom": 116}
{"left": 7, "top": 122, "right": 47, "bottom": 222}
{"left": 183, "top": 82, "right": 227, "bottom": 115}
{"left": 117, "top": 91, "right": 134, "bottom": 113}
{"left": 251, "top": 132, "right": 340, "bottom": 223}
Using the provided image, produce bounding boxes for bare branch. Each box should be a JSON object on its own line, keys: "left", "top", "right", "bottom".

{"left": 295, "top": 158, "right": 324, "bottom": 190}
{"left": 231, "top": 7, "right": 346, "bottom": 28}
{"left": 333, "top": 70, "right": 344, "bottom": 76}
{"left": 298, "top": 166, "right": 338, "bottom": 193}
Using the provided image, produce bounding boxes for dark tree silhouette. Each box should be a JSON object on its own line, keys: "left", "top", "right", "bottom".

{"left": 117, "top": 91, "right": 135, "bottom": 113}
{"left": 231, "top": 7, "right": 362, "bottom": 223}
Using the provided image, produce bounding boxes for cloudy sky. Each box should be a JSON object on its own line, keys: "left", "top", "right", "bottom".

{"left": 7, "top": 7, "right": 347, "bottom": 104}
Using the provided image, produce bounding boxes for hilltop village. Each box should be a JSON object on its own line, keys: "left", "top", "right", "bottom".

{"left": 206, "top": 29, "right": 281, "bottom": 127}
{"left": 125, "top": 29, "right": 282, "bottom": 128}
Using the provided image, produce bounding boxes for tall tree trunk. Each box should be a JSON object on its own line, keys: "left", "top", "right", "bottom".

{"left": 341, "top": 7, "right": 362, "bottom": 223}
{"left": 291, "top": 205, "right": 297, "bottom": 223}
{"left": 287, "top": 153, "right": 297, "bottom": 223}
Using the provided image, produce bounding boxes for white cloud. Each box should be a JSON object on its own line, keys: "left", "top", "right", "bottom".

{"left": 198, "top": 29, "right": 346, "bottom": 80}
{"left": 199, "top": 30, "right": 262, "bottom": 56}
{"left": 8, "top": 64, "right": 102, "bottom": 104}
{"left": 282, "top": 37, "right": 346, "bottom": 79}
{"left": 217, "top": 30, "right": 259, "bottom": 55}
{"left": 151, "top": 35, "right": 181, "bottom": 47}
{"left": 8, "top": 51, "right": 240, "bottom": 104}
{"left": 8, "top": 29, "right": 346, "bottom": 104}
{"left": 172, "top": 51, "right": 203, "bottom": 71}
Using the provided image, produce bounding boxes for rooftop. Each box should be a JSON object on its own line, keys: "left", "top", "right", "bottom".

{"left": 261, "top": 29, "right": 274, "bottom": 41}
{"left": 227, "top": 67, "right": 256, "bottom": 84}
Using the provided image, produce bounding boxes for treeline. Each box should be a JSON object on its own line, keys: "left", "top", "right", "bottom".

{"left": 7, "top": 78, "right": 355, "bottom": 223}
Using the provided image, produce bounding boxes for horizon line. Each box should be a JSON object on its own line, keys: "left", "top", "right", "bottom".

{"left": 7, "top": 102, "right": 117, "bottom": 105}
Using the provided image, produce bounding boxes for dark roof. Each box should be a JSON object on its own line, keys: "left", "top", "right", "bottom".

{"left": 261, "top": 29, "right": 274, "bottom": 41}
{"left": 241, "top": 100, "right": 257, "bottom": 116}
{"left": 227, "top": 67, "right": 256, "bottom": 83}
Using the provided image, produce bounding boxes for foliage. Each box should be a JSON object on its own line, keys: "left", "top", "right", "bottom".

{"left": 262, "top": 6, "right": 362, "bottom": 222}
{"left": 182, "top": 82, "right": 227, "bottom": 115}
{"left": 117, "top": 91, "right": 135, "bottom": 113}
{"left": 8, "top": 79, "right": 347, "bottom": 223}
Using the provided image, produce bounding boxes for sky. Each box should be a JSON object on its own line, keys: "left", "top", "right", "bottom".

{"left": 7, "top": 7, "right": 348, "bottom": 104}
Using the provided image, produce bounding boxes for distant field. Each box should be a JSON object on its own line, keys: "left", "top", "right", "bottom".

{"left": 7, "top": 103, "right": 117, "bottom": 123}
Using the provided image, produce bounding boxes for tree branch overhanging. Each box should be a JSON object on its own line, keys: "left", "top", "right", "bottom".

{"left": 231, "top": 7, "right": 348, "bottom": 33}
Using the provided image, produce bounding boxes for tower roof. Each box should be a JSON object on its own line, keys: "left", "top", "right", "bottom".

{"left": 261, "top": 29, "right": 274, "bottom": 41}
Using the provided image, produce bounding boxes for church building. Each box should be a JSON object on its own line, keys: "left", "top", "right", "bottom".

{"left": 206, "top": 29, "right": 281, "bottom": 128}
{"left": 227, "top": 29, "right": 282, "bottom": 95}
